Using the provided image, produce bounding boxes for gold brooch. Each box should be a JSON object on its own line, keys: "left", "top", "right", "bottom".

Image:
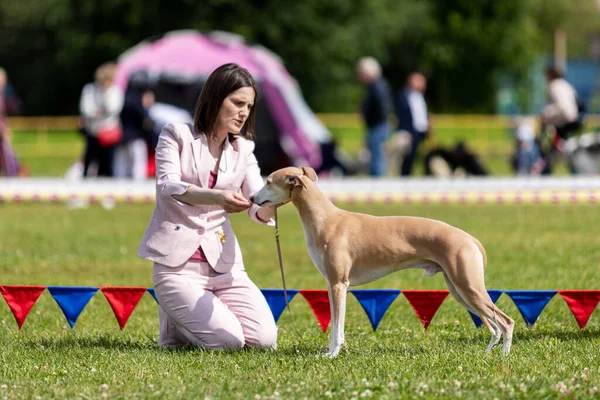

{"left": 216, "top": 231, "right": 227, "bottom": 244}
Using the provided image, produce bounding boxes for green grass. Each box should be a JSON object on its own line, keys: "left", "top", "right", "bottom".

{"left": 1, "top": 202, "right": 600, "bottom": 398}
{"left": 11, "top": 124, "right": 573, "bottom": 177}
{"left": 329, "top": 127, "right": 571, "bottom": 176}
{"left": 11, "top": 130, "right": 83, "bottom": 177}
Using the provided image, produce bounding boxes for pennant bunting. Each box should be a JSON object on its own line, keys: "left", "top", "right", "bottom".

{"left": 558, "top": 290, "right": 600, "bottom": 329}
{"left": 299, "top": 290, "right": 331, "bottom": 332}
{"left": 147, "top": 288, "right": 158, "bottom": 304}
{"left": 505, "top": 290, "right": 557, "bottom": 326}
{"left": 402, "top": 290, "right": 449, "bottom": 330}
{"left": 469, "top": 290, "right": 504, "bottom": 328}
{"left": 350, "top": 289, "right": 401, "bottom": 331}
{"left": 0, "top": 285, "right": 46, "bottom": 329}
{"left": 47, "top": 286, "right": 98, "bottom": 328}
{"left": 1, "top": 284, "right": 600, "bottom": 331}
{"left": 260, "top": 289, "right": 299, "bottom": 322}
{"left": 100, "top": 287, "right": 148, "bottom": 330}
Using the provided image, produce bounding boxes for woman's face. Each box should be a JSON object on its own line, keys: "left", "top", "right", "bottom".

{"left": 215, "top": 86, "right": 255, "bottom": 135}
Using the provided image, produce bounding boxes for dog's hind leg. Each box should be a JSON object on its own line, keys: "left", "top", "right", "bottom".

{"left": 445, "top": 245, "right": 514, "bottom": 354}
{"left": 442, "top": 273, "right": 501, "bottom": 351}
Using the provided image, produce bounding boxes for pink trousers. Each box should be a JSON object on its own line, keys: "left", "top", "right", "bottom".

{"left": 152, "top": 260, "right": 277, "bottom": 350}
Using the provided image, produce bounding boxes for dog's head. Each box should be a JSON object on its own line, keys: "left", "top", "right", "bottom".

{"left": 250, "top": 166, "right": 318, "bottom": 206}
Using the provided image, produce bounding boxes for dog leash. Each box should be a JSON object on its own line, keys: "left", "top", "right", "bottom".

{"left": 274, "top": 209, "right": 324, "bottom": 351}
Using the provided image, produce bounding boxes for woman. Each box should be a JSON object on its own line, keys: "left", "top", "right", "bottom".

{"left": 0, "top": 67, "right": 24, "bottom": 176}
{"left": 79, "top": 62, "right": 124, "bottom": 177}
{"left": 138, "top": 64, "right": 278, "bottom": 350}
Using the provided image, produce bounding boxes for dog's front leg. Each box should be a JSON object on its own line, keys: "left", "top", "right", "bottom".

{"left": 325, "top": 280, "right": 349, "bottom": 358}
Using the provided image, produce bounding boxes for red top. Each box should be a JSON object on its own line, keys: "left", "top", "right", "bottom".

{"left": 189, "top": 170, "right": 218, "bottom": 262}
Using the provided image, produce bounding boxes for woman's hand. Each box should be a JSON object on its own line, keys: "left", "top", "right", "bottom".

{"left": 217, "top": 190, "right": 252, "bottom": 213}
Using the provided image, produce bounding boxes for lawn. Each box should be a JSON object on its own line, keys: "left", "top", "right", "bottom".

{"left": 9, "top": 118, "right": 572, "bottom": 177}
{"left": 1, "top": 202, "right": 599, "bottom": 399}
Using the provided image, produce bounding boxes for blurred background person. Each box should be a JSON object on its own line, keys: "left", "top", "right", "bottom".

{"left": 511, "top": 117, "right": 545, "bottom": 175}
{"left": 357, "top": 57, "right": 392, "bottom": 177}
{"left": 540, "top": 66, "right": 580, "bottom": 141}
{"left": 0, "top": 67, "right": 26, "bottom": 176}
{"left": 79, "top": 62, "right": 124, "bottom": 178}
{"left": 539, "top": 66, "right": 581, "bottom": 174}
{"left": 114, "top": 70, "right": 155, "bottom": 180}
{"left": 396, "top": 72, "right": 431, "bottom": 177}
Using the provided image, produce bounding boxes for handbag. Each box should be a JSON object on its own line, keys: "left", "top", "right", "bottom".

{"left": 96, "top": 123, "right": 123, "bottom": 147}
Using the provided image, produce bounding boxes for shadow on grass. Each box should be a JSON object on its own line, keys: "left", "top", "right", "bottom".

{"left": 274, "top": 342, "right": 429, "bottom": 358}
{"left": 448, "top": 328, "right": 600, "bottom": 346}
{"left": 23, "top": 335, "right": 157, "bottom": 351}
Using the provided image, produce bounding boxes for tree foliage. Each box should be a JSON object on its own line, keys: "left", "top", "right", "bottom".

{"left": 0, "top": 0, "right": 598, "bottom": 115}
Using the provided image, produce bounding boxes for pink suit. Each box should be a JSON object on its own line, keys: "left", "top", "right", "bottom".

{"left": 138, "top": 123, "right": 277, "bottom": 349}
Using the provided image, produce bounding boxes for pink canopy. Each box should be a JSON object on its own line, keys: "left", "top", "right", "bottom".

{"left": 115, "top": 30, "right": 330, "bottom": 168}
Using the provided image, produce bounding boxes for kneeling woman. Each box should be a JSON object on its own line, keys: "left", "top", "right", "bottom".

{"left": 138, "top": 63, "right": 278, "bottom": 350}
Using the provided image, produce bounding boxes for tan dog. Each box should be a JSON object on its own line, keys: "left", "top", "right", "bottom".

{"left": 251, "top": 166, "right": 514, "bottom": 358}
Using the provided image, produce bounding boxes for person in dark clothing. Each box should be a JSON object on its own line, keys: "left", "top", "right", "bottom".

{"left": 357, "top": 57, "right": 392, "bottom": 177}
{"left": 114, "top": 71, "right": 155, "bottom": 180}
{"left": 396, "top": 72, "right": 431, "bottom": 176}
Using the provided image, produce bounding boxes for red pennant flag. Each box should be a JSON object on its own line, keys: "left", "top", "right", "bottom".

{"left": 100, "top": 287, "right": 147, "bottom": 330}
{"left": 402, "top": 290, "right": 449, "bottom": 330}
{"left": 0, "top": 285, "right": 46, "bottom": 329}
{"left": 300, "top": 290, "right": 331, "bottom": 332}
{"left": 558, "top": 290, "right": 600, "bottom": 329}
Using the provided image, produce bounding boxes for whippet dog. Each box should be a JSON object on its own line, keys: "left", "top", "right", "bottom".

{"left": 251, "top": 166, "right": 514, "bottom": 358}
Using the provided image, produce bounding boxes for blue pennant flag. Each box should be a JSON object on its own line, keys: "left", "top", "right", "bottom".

{"left": 469, "top": 290, "right": 504, "bottom": 328}
{"left": 350, "top": 289, "right": 401, "bottom": 331}
{"left": 260, "top": 289, "right": 299, "bottom": 322}
{"left": 147, "top": 288, "right": 158, "bottom": 304}
{"left": 505, "top": 290, "right": 557, "bottom": 326}
{"left": 47, "top": 286, "right": 98, "bottom": 328}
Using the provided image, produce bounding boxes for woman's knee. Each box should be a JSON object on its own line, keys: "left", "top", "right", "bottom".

{"left": 209, "top": 329, "right": 246, "bottom": 351}
{"left": 247, "top": 324, "right": 278, "bottom": 349}
{"left": 179, "top": 325, "right": 246, "bottom": 351}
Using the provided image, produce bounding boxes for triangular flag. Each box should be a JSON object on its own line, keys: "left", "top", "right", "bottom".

{"left": 558, "top": 290, "right": 600, "bottom": 329}
{"left": 299, "top": 290, "right": 330, "bottom": 332}
{"left": 469, "top": 290, "right": 504, "bottom": 328}
{"left": 147, "top": 288, "right": 158, "bottom": 304}
{"left": 402, "top": 290, "right": 449, "bottom": 330}
{"left": 350, "top": 289, "right": 400, "bottom": 331}
{"left": 99, "top": 287, "right": 148, "bottom": 330}
{"left": 505, "top": 290, "right": 556, "bottom": 326}
{"left": 260, "top": 289, "right": 299, "bottom": 322}
{"left": 0, "top": 285, "right": 46, "bottom": 329}
{"left": 47, "top": 286, "right": 98, "bottom": 328}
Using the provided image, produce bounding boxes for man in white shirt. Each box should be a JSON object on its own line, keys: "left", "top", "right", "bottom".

{"left": 395, "top": 72, "right": 431, "bottom": 176}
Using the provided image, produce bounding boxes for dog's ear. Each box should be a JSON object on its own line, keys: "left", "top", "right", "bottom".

{"left": 300, "top": 166, "right": 318, "bottom": 182}
{"left": 285, "top": 174, "right": 308, "bottom": 189}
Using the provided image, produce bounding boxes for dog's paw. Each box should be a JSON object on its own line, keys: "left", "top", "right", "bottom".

{"left": 322, "top": 348, "right": 341, "bottom": 359}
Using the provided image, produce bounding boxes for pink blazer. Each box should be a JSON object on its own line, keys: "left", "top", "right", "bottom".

{"left": 137, "top": 123, "right": 274, "bottom": 272}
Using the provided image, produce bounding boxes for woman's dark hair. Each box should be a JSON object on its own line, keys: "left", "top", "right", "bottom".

{"left": 193, "top": 63, "right": 258, "bottom": 140}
